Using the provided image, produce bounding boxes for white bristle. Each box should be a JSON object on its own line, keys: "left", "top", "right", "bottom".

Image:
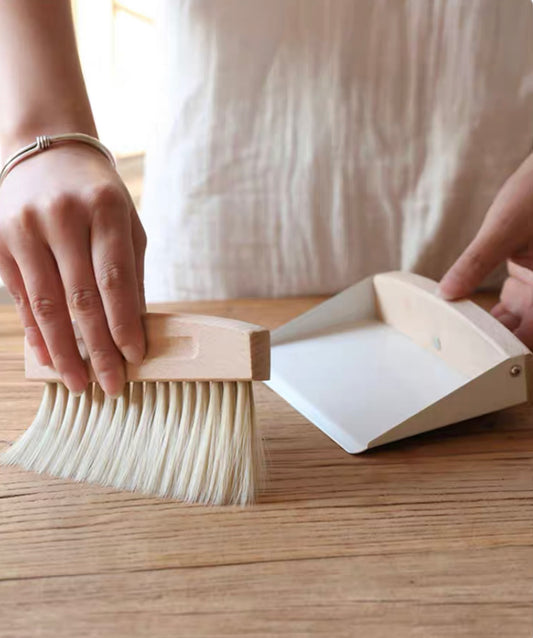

{"left": 86, "top": 385, "right": 129, "bottom": 484}
{"left": 136, "top": 381, "right": 169, "bottom": 488}
{"left": 207, "top": 381, "right": 237, "bottom": 504}
{"left": 118, "top": 381, "right": 157, "bottom": 491}
{"left": 25, "top": 383, "right": 69, "bottom": 472}
{"left": 50, "top": 387, "right": 92, "bottom": 477}
{"left": 186, "top": 381, "right": 222, "bottom": 503}
{"left": 1, "top": 382, "right": 57, "bottom": 469}
{"left": 62, "top": 384, "right": 105, "bottom": 478}
{"left": 233, "top": 381, "right": 262, "bottom": 505}
{"left": 159, "top": 381, "right": 195, "bottom": 497}
{"left": 73, "top": 389, "right": 116, "bottom": 481}
{"left": 39, "top": 390, "right": 81, "bottom": 474}
{"left": 143, "top": 381, "right": 182, "bottom": 494}
{"left": 1, "top": 380, "right": 263, "bottom": 505}
{"left": 105, "top": 381, "right": 143, "bottom": 486}
{"left": 176, "top": 381, "right": 210, "bottom": 501}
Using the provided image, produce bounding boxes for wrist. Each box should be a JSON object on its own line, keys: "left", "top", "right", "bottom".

{"left": 0, "top": 133, "right": 116, "bottom": 186}
{"left": 0, "top": 113, "right": 98, "bottom": 164}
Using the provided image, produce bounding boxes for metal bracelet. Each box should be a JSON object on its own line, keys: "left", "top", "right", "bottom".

{"left": 0, "top": 133, "right": 116, "bottom": 185}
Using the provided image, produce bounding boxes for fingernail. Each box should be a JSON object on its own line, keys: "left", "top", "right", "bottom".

{"left": 64, "top": 371, "right": 88, "bottom": 395}
{"left": 100, "top": 369, "right": 125, "bottom": 399}
{"left": 435, "top": 284, "right": 455, "bottom": 300}
{"left": 122, "top": 344, "right": 144, "bottom": 366}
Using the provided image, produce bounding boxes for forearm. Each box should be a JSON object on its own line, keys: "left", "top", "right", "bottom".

{"left": 0, "top": 0, "right": 97, "bottom": 161}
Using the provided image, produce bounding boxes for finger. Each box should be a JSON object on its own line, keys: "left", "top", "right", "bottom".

{"left": 506, "top": 249, "right": 533, "bottom": 273}
{"left": 491, "top": 310, "right": 521, "bottom": 332}
{"left": 89, "top": 185, "right": 146, "bottom": 365}
{"left": 490, "top": 301, "right": 508, "bottom": 319}
{"left": 131, "top": 210, "right": 147, "bottom": 314}
{"left": 490, "top": 300, "right": 522, "bottom": 331}
{"left": 499, "top": 275, "right": 533, "bottom": 318}
{"left": 498, "top": 312, "right": 522, "bottom": 332}
{"left": 507, "top": 258, "right": 533, "bottom": 287}
{"left": 48, "top": 209, "right": 126, "bottom": 398}
{"left": 438, "top": 231, "right": 508, "bottom": 300}
{"left": 0, "top": 249, "right": 52, "bottom": 366}
{"left": 10, "top": 232, "right": 88, "bottom": 394}
{"left": 513, "top": 313, "right": 533, "bottom": 350}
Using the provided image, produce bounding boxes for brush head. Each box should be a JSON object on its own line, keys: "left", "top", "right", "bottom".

{"left": 2, "top": 379, "right": 263, "bottom": 505}
{"left": 24, "top": 312, "right": 270, "bottom": 382}
{"left": 10, "top": 312, "right": 269, "bottom": 505}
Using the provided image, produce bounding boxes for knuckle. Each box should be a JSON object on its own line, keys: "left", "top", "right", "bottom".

{"left": 30, "top": 295, "right": 58, "bottom": 322}
{"left": 49, "top": 192, "right": 81, "bottom": 217}
{"left": 5, "top": 281, "right": 25, "bottom": 309}
{"left": 10, "top": 204, "right": 40, "bottom": 235}
{"left": 68, "top": 286, "right": 101, "bottom": 314}
{"left": 10, "top": 289, "right": 25, "bottom": 309}
{"left": 18, "top": 204, "right": 37, "bottom": 232}
{"left": 97, "top": 262, "right": 127, "bottom": 292}
{"left": 87, "top": 183, "right": 125, "bottom": 210}
{"left": 46, "top": 193, "right": 87, "bottom": 229}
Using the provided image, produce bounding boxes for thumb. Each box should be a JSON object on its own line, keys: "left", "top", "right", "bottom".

{"left": 437, "top": 231, "right": 508, "bottom": 300}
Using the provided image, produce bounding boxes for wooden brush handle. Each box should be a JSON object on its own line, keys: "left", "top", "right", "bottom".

{"left": 25, "top": 312, "right": 270, "bottom": 382}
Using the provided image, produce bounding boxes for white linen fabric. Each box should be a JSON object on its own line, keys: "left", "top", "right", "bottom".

{"left": 141, "top": 0, "right": 533, "bottom": 301}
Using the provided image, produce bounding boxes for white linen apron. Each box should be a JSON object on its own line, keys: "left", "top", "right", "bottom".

{"left": 141, "top": 0, "right": 533, "bottom": 301}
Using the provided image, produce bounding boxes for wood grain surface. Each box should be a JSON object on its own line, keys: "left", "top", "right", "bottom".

{"left": 1, "top": 295, "right": 533, "bottom": 638}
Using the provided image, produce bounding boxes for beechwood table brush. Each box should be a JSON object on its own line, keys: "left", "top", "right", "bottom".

{"left": 1, "top": 313, "right": 270, "bottom": 505}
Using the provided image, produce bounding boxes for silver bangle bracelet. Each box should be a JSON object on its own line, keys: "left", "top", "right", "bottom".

{"left": 0, "top": 133, "right": 116, "bottom": 185}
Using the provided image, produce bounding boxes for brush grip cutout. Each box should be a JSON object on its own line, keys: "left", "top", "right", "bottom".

{"left": 25, "top": 312, "right": 271, "bottom": 382}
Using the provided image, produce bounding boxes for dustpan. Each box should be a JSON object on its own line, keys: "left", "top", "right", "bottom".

{"left": 266, "top": 271, "right": 532, "bottom": 452}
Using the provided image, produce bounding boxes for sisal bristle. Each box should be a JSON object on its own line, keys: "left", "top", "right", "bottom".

{"left": 1, "top": 380, "right": 263, "bottom": 505}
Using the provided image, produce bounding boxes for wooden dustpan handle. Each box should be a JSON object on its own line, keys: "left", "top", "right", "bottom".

{"left": 373, "top": 271, "right": 532, "bottom": 382}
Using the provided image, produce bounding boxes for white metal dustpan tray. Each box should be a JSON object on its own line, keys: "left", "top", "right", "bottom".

{"left": 266, "top": 271, "right": 532, "bottom": 453}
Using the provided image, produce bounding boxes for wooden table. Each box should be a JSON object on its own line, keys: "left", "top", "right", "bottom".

{"left": 1, "top": 295, "right": 533, "bottom": 638}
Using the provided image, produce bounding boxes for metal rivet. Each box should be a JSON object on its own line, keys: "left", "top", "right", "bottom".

{"left": 510, "top": 365, "right": 522, "bottom": 377}
{"left": 432, "top": 336, "right": 441, "bottom": 351}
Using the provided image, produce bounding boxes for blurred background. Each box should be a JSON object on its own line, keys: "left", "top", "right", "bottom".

{"left": 71, "top": 0, "right": 157, "bottom": 207}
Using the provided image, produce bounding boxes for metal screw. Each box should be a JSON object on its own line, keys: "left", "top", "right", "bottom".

{"left": 510, "top": 365, "right": 522, "bottom": 377}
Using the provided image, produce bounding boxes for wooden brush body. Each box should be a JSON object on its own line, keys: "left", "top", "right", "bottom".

{"left": 25, "top": 312, "right": 270, "bottom": 382}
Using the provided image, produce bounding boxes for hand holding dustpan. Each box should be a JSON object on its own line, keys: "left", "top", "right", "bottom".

{"left": 266, "top": 271, "right": 532, "bottom": 452}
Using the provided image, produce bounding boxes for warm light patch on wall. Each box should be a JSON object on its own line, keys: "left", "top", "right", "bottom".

{"left": 71, "top": 0, "right": 157, "bottom": 157}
